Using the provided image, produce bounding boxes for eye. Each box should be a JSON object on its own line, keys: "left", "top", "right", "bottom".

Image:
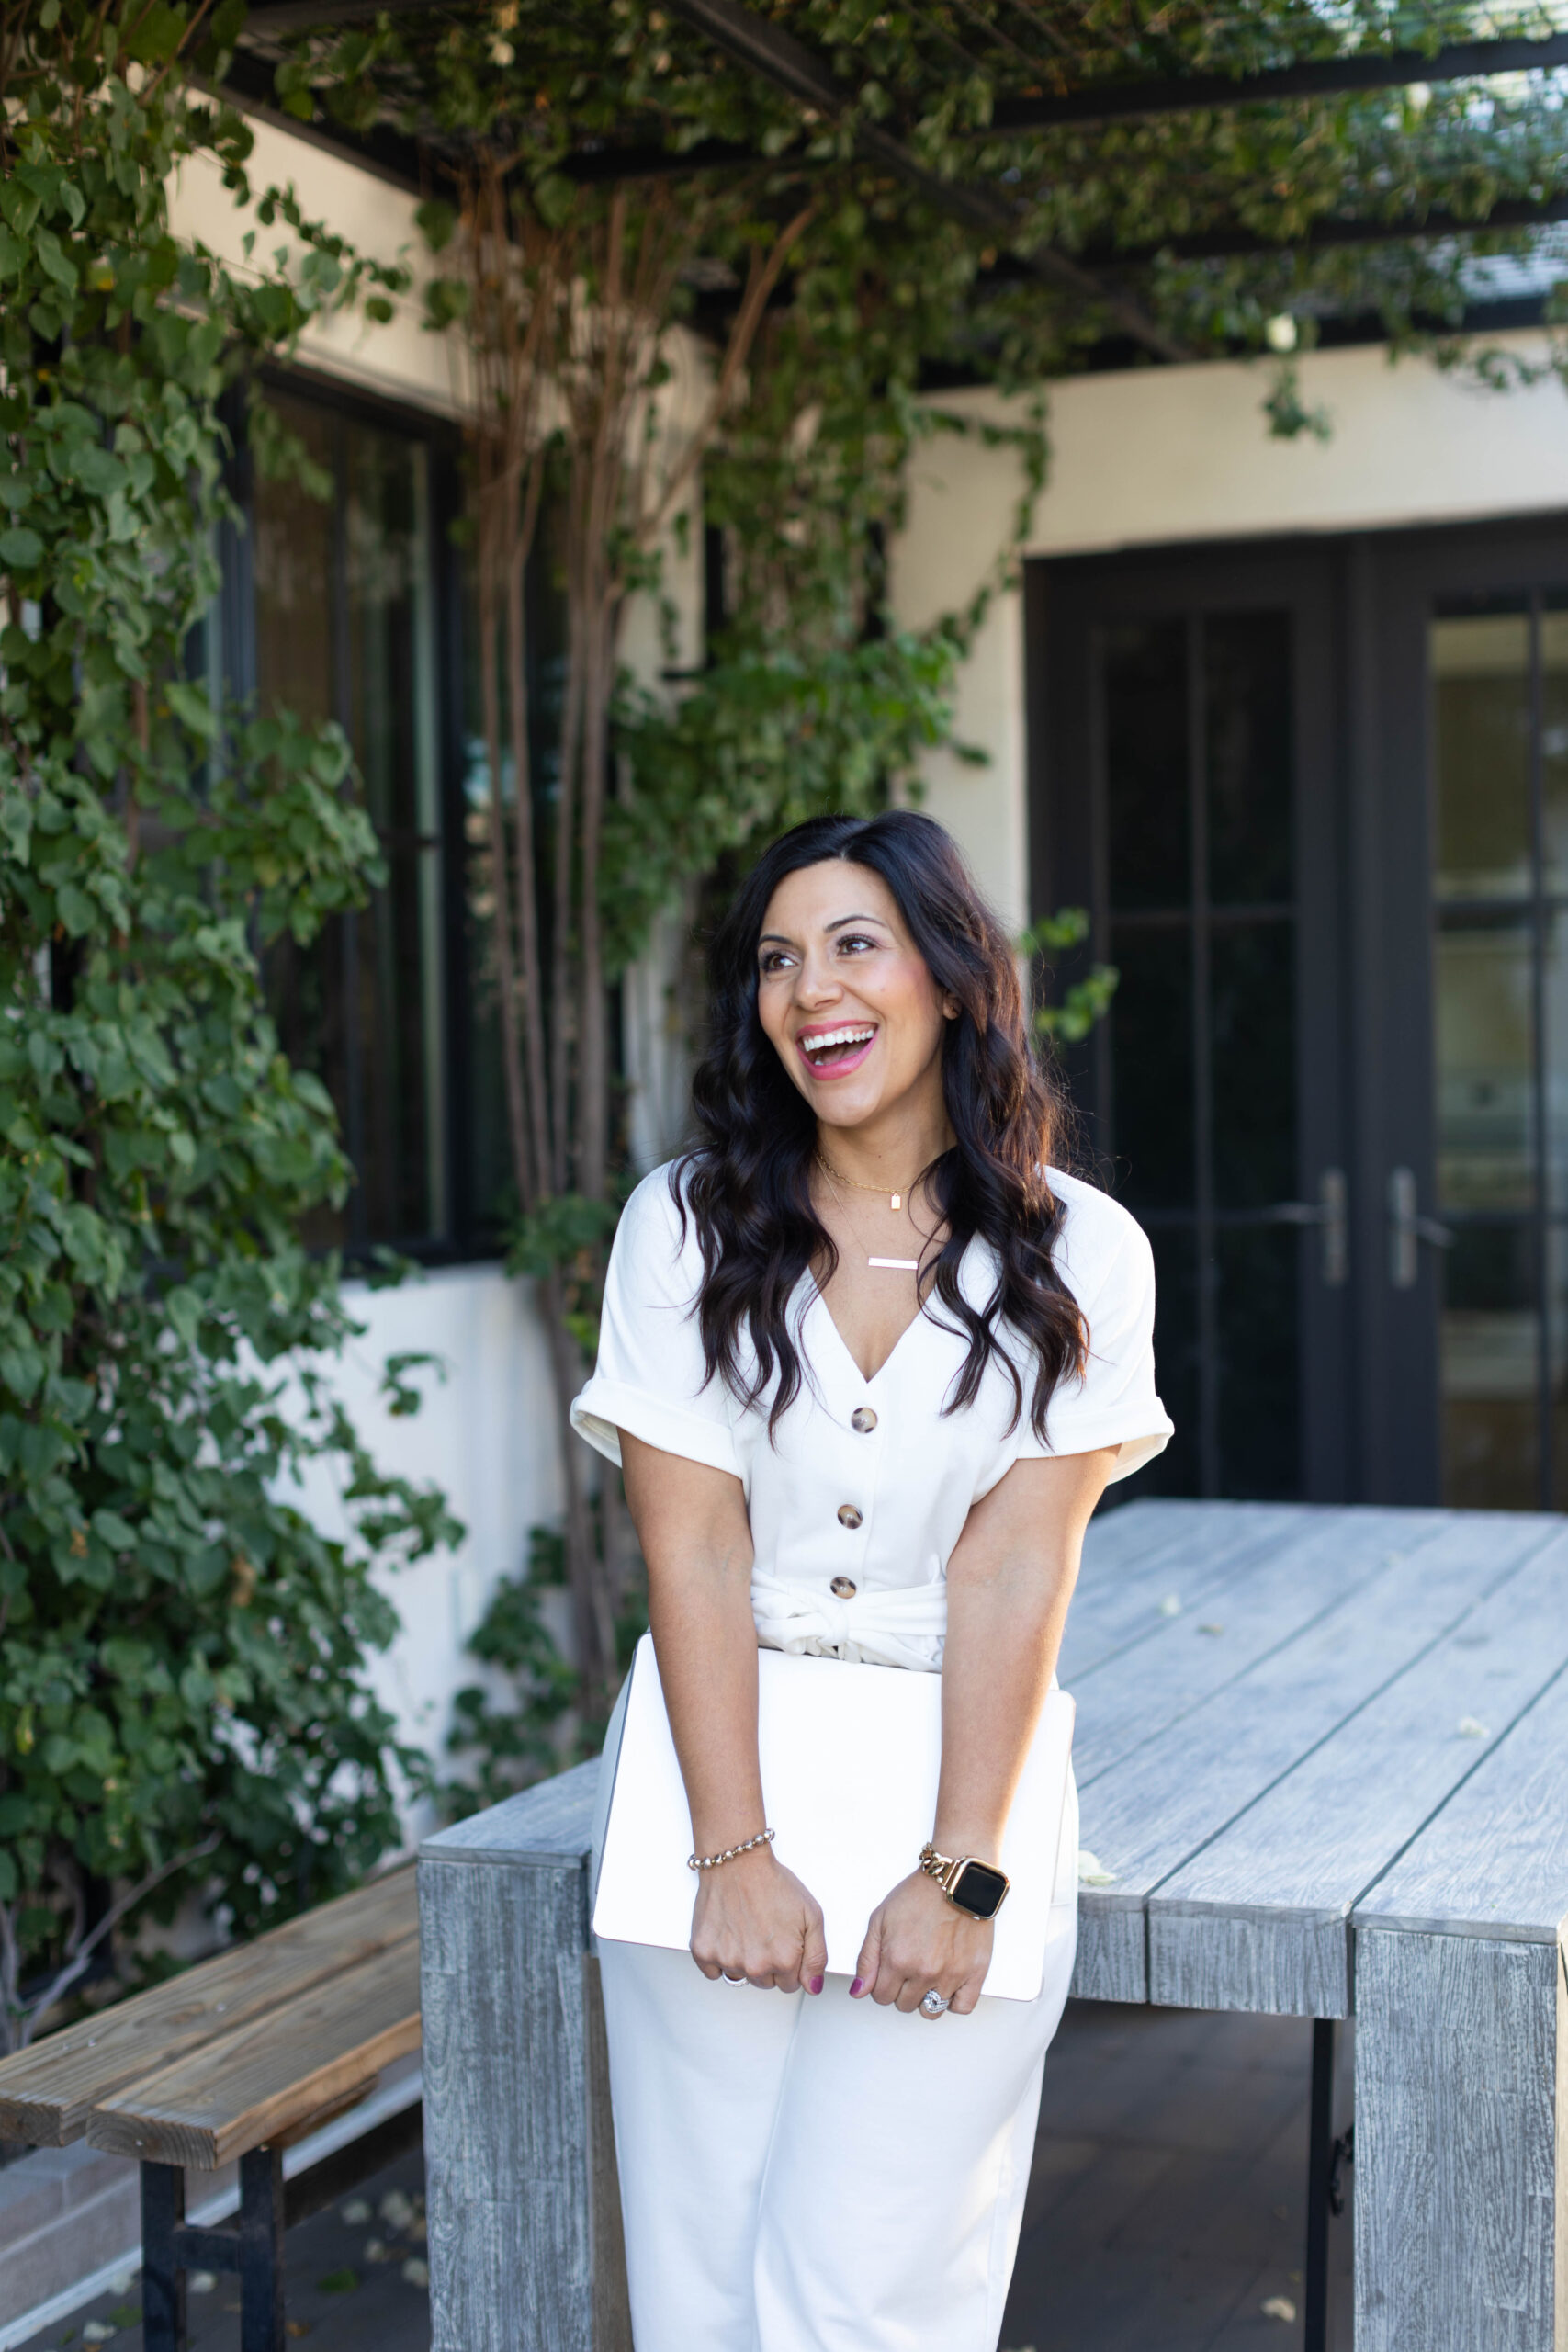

{"left": 759, "top": 947, "right": 795, "bottom": 976}
{"left": 836, "top": 933, "right": 880, "bottom": 956}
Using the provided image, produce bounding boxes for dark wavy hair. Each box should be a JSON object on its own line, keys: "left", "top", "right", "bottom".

{"left": 673, "top": 809, "right": 1088, "bottom": 1441}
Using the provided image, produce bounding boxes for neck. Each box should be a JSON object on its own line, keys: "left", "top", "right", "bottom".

{"left": 817, "top": 1097, "right": 953, "bottom": 1193}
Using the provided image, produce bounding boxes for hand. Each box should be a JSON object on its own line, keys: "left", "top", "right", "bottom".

{"left": 852, "top": 1870, "right": 994, "bottom": 2017}
{"left": 690, "top": 1846, "right": 828, "bottom": 1994}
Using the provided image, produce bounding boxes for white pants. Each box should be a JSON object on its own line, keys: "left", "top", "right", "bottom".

{"left": 596, "top": 1776, "right": 1078, "bottom": 2352}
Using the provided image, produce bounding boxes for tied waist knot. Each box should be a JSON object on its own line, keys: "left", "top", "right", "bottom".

{"left": 750, "top": 1571, "right": 947, "bottom": 1673}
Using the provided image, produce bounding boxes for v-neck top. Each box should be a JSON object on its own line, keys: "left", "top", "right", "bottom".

{"left": 570, "top": 1162, "right": 1172, "bottom": 1671}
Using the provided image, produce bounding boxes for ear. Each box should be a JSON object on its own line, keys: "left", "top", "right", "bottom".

{"left": 942, "top": 993, "right": 961, "bottom": 1020}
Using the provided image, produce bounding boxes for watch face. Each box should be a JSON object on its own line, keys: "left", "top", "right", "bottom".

{"left": 953, "top": 1860, "right": 1009, "bottom": 1920}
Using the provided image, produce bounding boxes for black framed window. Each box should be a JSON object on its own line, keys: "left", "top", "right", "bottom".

{"left": 1430, "top": 594, "right": 1568, "bottom": 1509}
{"left": 246, "top": 385, "right": 448, "bottom": 1251}
{"left": 214, "top": 372, "right": 559, "bottom": 1261}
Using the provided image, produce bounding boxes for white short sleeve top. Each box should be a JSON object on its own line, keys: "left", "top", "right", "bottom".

{"left": 570, "top": 1164, "right": 1173, "bottom": 1671}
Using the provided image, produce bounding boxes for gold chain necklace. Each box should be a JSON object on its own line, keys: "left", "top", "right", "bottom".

{"left": 816, "top": 1156, "right": 923, "bottom": 1272}
{"left": 815, "top": 1151, "right": 920, "bottom": 1215}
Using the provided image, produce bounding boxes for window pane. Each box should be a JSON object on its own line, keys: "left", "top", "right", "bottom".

{"left": 1215, "top": 1226, "right": 1301, "bottom": 1500}
{"left": 1435, "top": 913, "right": 1535, "bottom": 1213}
{"left": 1550, "top": 910, "right": 1568, "bottom": 1218}
{"left": 1104, "top": 620, "right": 1189, "bottom": 910}
{"left": 1108, "top": 924, "right": 1192, "bottom": 1208}
{"left": 252, "top": 396, "right": 334, "bottom": 729}
{"left": 253, "top": 392, "right": 445, "bottom": 1250}
{"left": 1212, "top": 920, "right": 1296, "bottom": 1209}
{"left": 344, "top": 426, "right": 444, "bottom": 1243}
{"left": 1205, "top": 611, "right": 1292, "bottom": 906}
{"left": 1431, "top": 610, "right": 1531, "bottom": 902}
{"left": 458, "top": 495, "right": 570, "bottom": 1242}
{"left": 1543, "top": 608, "right": 1568, "bottom": 897}
{"left": 1549, "top": 1224, "right": 1568, "bottom": 1510}
{"left": 1441, "top": 1222, "right": 1540, "bottom": 1510}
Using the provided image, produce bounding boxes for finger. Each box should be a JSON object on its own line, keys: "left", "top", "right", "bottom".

{"left": 894, "top": 1975, "right": 924, "bottom": 2015}
{"left": 871, "top": 1953, "right": 904, "bottom": 2006}
{"left": 948, "top": 1974, "right": 983, "bottom": 2017}
{"left": 801, "top": 1907, "right": 829, "bottom": 1996}
{"left": 852, "top": 1914, "right": 883, "bottom": 1999}
{"left": 692, "top": 1951, "right": 723, "bottom": 1981}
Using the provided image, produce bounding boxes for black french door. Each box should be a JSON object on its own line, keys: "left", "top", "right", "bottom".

{"left": 1364, "top": 522, "right": 1568, "bottom": 1511}
{"left": 1030, "top": 547, "right": 1351, "bottom": 1502}
{"left": 1031, "top": 519, "right": 1568, "bottom": 1510}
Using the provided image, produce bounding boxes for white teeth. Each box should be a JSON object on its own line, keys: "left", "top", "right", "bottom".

{"left": 802, "top": 1026, "right": 874, "bottom": 1057}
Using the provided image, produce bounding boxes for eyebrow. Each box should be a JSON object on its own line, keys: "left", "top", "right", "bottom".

{"left": 756, "top": 911, "right": 887, "bottom": 948}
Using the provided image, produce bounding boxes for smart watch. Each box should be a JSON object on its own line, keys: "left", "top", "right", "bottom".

{"left": 918, "top": 1842, "right": 1011, "bottom": 1921}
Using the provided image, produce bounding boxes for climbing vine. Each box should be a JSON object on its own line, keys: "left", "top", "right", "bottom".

{"left": 0, "top": 3, "right": 458, "bottom": 2049}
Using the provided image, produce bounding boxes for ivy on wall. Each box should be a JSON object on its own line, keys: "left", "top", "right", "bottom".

{"left": 0, "top": 3, "right": 458, "bottom": 2050}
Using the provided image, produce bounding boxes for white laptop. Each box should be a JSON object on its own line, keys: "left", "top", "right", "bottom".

{"left": 592, "top": 1631, "right": 1076, "bottom": 2001}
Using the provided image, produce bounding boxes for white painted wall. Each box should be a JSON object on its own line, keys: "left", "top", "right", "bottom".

{"left": 169, "top": 115, "right": 460, "bottom": 416}
{"left": 891, "top": 335, "right": 1568, "bottom": 931}
{"left": 277, "top": 1265, "right": 567, "bottom": 1835}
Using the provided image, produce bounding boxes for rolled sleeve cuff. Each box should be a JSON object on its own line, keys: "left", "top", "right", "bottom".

{"left": 1023, "top": 1403, "right": 1175, "bottom": 1482}
{"left": 570, "top": 1376, "right": 742, "bottom": 1479}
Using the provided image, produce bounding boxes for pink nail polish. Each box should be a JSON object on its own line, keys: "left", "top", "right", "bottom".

{"left": 850, "top": 1977, "right": 864, "bottom": 1996}
{"left": 810, "top": 1974, "right": 824, "bottom": 1996}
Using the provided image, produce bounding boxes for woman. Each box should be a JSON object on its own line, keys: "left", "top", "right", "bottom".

{"left": 571, "top": 809, "right": 1171, "bottom": 2351}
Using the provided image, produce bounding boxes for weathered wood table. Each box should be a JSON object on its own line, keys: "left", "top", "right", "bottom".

{"left": 419, "top": 1499, "right": 1568, "bottom": 2352}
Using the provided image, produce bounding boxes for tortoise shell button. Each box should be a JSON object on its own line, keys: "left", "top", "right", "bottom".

{"left": 836, "top": 1503, "right": 863, "bottom": 1530}
{"left": 830, "top": 1577, "right": 858, "bottom": 1599}
{"left": 851, "top": 1407, "right": 878, "bottom": 1434}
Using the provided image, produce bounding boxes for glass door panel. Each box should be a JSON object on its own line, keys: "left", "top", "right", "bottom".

{"left": 1100, "top": 607, "right": 1303, "bottom": 1499}
{"left": 1428, "top": 596, "right": 1568, "bottom": 1509}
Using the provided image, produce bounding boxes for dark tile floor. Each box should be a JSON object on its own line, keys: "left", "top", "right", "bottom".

{"left": 23, "top": 2001, "right": 1355, "bottom": 2351}
{"left": 1003, "top": 2002, "right": 1355, "bottom": 2352}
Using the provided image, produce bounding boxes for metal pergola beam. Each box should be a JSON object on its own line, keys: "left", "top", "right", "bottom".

{"left": 1068, "top": 190, "right": 1568, "bottom": 271}
{"left": 242, "top": 3, "right": 1568, "bottom": 122}
{"left": 987, "top": 31, "right": 1568, "bottom": 133}
{"left": 661, "top": 0, "right": 1189, "bottom": 360}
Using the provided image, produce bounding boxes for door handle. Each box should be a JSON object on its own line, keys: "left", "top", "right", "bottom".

{"left": 1262, "top": 1167, "right": 1348, "bottom": 1287}
{"left": 1387, "top": 1166, "right": 1454, "bottom": 1289}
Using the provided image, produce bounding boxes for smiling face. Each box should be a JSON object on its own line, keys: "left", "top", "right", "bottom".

{"left": 755, "top": 860, "right": 956, "bottom": 1140}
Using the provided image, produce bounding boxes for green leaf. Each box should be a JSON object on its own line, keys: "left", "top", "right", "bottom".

{"left": 55, "top": 885, "right": 96, "bottom": 937}
{"left": 165, "top": 679, "right": 219, "bottom": 739}
{"left": 0, "top": 526, "right": 43, "bottom": 569}
{"left": 415, "top": 199, "right": 457, "bottom": 254}
{"left": 0, "top": 1342, "right": 46, "bottom": 1403}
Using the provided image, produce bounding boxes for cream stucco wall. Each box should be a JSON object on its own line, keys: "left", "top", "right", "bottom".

{"left": 169, "top": 114, "right": 460, "bottom": 414}
{"left": 891, "top": 335, "right": 1568, "bottom": 929}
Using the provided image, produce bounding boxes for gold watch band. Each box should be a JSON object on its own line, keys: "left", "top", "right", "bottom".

{"left": 918, "top": 1841, "right": 1011, "bottom": 1919}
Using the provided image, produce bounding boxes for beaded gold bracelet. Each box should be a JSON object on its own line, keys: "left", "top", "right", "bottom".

{"left": 687, "top": 1826, "right": 775, "bottom": 1871}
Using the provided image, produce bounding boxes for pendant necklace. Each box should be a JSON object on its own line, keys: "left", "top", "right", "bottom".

{"left": 817, "top": 1153, "right": 922, "bottom": 1272}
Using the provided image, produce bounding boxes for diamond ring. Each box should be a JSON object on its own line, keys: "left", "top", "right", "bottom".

{"left": 721, "top": 1972, "right": 747, "bottom": 1984}
{"left": 919, "top": 1987, "right": 950, "bottom": 2018}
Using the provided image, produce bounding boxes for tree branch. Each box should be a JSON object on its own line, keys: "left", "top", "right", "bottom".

{"left": 13, "top": 1833, "right": 221, "bottom": 2052}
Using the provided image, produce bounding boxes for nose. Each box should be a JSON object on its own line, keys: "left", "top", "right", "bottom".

{"left": 794, "top": 945, "right": 842, "bottom": 1008}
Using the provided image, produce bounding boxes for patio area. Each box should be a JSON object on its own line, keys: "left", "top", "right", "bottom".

{"left": 18, "top": 1996, "right": 1350, "bottom": 2352}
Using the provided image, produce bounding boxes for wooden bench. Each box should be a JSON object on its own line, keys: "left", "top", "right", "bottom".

{"left": 0, "top": 1869, "right": 421, "bottom": 2352}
